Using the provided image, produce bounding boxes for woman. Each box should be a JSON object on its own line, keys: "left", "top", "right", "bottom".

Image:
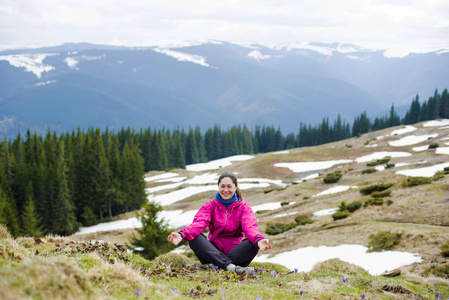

{"left": 167, "top": 171, "right": 272, "bottom": 275}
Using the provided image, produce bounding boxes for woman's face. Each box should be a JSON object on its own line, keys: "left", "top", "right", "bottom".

{"left": 218, "top": 177, "right": 237, "bottom": 200}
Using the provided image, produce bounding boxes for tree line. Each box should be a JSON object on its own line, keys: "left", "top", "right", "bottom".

{"left": 0, "top": 128, "right": 146, "bottom": 237}
{"left": 0, "top": 88, "right": 447, "bottom": 238}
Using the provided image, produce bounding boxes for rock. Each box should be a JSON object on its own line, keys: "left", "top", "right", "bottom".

{"left": 381, "top": 268, "right": 401, "bottom": 277}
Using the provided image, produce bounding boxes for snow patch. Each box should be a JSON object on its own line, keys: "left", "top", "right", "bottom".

{"left": 389, "top": 134, "right": 438, "bottom": 146}
{"left": 355, "top": 151, "right": 411, "bottom": 163}
{"left": 423, "top": 119, "right": 449, "bottom": 127}
{"left": 253, "top": 244, "right": 422, "bottom": 275}
{"left": 154, "top": 48, "right": 216, "bottom": 69}
{"left": 389, "top": 125, "right": 417, "bottom": 136}
{"left": 0, "top": 53, "right": 58, "bottom": 78}
{"left": 248, "top": 50, "right": 271, "bottom": 61}
{"left": 186, "top": 155, "right": 254, "bottom": 171}
{"left": 312, "top": 186, "right": 358, "bottom": 198}
{"left": 275, "top": 159, "right": 353, "bottom": 173}
{"left": 396, "top": 162, "right": 449, "bottom": 177}
{"left": 312, "top": 208, "right": 338, "bottom": 217}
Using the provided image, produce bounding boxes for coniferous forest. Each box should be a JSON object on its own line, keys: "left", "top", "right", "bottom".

{"left": 0, "top": 88, "right": 447, "bottom": 237}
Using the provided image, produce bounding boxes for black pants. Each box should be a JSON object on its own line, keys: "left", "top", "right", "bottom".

{"left": 188, "top": 233, "right": 259, "bottom": 269}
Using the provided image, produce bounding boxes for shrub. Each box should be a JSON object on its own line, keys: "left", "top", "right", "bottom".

{"left": 347, "top": 201, "right": 362, "bottom": 212}
{"left": 368, "top": 231, "right": 403, "bottom": 252}
{"left": 386, "top": 199, "right": 394, "bottom": 206}
{"left": 256, "top": 210, "right": 270, "bottom": 214}
{"left": 294, "top": 215, "right": 315, "bottom": 225}
{"left": 432, "top": 264, "right": 449, "bottom": 279}
{"left": 401, "top": 177, "right": 432, "bottom": 187}
{"left": 441, "top": 241, "right": 449, "bottom": 257}
{"left": 367, "top": 158, "right": 390, "bottom": 166}
{"left": 338, "top": 201, "right": 347, "bottom": 211}
{"left": 429, "top": 143, "right": 439, "bottom": 148}
{"left": 364, "top": 197, "right": 384, "bottom": 207}
{"left": 323, "top": 171, "right": 342, "bottom": 184}
{"left": 362, "top": 168, "right": 377, "bottom": 174}
{"left": 303, "top": 196, "right": 310, "bottom": 200}
{"left": 0, "top": 224, "right": 11, "bottom": 239}
{"left": 385, "top": 163, "right": 395, "bottom": 169}
{"left": 360, "top": 183, "right": 394, "bottom": 195}
{"left": 371, "top": 190, "right": 391, "bottom": 198}
{"left": 280, "top": 201, "right": 290, "bottom": 206}
{"left": 265, "top": 222, "right": 297, "bottom": 235}
{"left": 433, "top": 171, "right": 445, "bottom": 181}
{"left": 331, "top": 210, "right": 349, "bottom": 221}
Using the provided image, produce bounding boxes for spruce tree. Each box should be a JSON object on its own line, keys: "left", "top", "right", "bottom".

{"left": 52, "top": 140, "right": 78, "bottom": 236}
{"left": 0, "top": 188, "right": 20, "bottom": 237}
{"left": 21, "top": 182, "right": 44, "bottom": 237}
{"left": 127, "top": 201, "right": 174, "bottom": 259}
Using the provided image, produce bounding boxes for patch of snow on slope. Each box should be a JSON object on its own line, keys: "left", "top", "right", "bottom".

{"left": 0, "top": 53, "right": 58, "bottom": 78}
{"left": 64, "top": 54, "right": 105, "bottom": 69}
{"left": 389, "top": 134, "right": 438, "bottom": 146}
{"left": 312, "top": 186, "right": 358, "bottom": 198}
{"left": 423, "top": 119, "right": 449, "bottom": 127}
{"left": 436, "top": 147, "right": 449, "bottom": 155}
{"left": 248, "top": 50, "right": 271, "bottom": 60}
{"left": 355, "top": 151, "right": 411, "bottom": 163}
{"left": 413, "top": 145, "right": 429, "bottom": 151}
{"left": 275, "top": 159, "right": 353, "bottom": 173}
{"left": 396, "top": 162, "right": 449, "bottom": 177}
{"left": 389, "top": 125, "right": 417, "bottom": 136}
{"left": 186, "top": 155, "right": 254, "bottom": 171}
{"left": 154, "top": 48, "right": 216, "bottom": 68}
{"left": 33, "top": 80, "right": 56, "bottom": 87}
{"left": 254, "top": 244, "right": 422, "bottom": 275}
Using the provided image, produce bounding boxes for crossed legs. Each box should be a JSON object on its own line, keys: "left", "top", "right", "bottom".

{"left": 188, "top": 233, "right": 259, "bottom": 269}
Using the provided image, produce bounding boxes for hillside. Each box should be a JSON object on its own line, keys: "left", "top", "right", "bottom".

{"left": 2, "top": 120, "right": 449, "bottom": 299}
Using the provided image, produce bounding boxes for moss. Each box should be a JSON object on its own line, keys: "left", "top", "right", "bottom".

{"left": 368, "top": 231, "right": 403, "bottom": 252}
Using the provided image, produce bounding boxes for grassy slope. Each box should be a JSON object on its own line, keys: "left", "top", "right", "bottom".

{"left": 2, "top": 120, "right": 449, "bottom": 299}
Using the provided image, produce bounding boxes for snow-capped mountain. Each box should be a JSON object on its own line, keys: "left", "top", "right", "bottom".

{"left": 0, "top": 41, "right": 448, "bottom": 137}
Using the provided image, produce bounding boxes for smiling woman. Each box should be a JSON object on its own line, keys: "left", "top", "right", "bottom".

{"left": 167, "top": 171, "right": 272, "bottom": 275}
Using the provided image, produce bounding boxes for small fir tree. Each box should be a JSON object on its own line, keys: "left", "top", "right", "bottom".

{"left": 127, "top": 201, "right": 175, "bottom": 259}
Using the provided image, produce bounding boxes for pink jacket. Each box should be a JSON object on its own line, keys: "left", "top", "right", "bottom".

{"left": 179, "top": 198, "right": 265, "bottom": 254}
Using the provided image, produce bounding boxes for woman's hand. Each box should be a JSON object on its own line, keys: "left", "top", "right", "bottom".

{"left": 257, "top": 239, "right": 272, "bottom": 251}
{"left": 167, "top": 232, "right": 183, "bottom": 245}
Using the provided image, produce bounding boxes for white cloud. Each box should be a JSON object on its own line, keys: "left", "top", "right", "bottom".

{"left": 1, "top": 0, "right": 448, "bottom": 55}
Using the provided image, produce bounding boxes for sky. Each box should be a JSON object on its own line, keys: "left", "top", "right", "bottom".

{"left": 1, "top": 0, "right": 448, "bottom": 56}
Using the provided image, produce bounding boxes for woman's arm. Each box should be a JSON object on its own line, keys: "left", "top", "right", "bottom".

{"left": 167, "top": 232, "right": 183, "bottom": 245}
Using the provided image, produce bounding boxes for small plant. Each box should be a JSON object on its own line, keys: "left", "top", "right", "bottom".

{"left": 362, "top": 168, "right": 377, "bottom": 174}
{"left": 347, "top": 201, "right": 362, "bottom": 212}
{"left": 385, "top": 163, "right": 395, "bottom": 169}
{"left": 441, "top": 241, "right": 449, "bottom": 257}
{"left": 332, "top": 210, "right": 349, "bottom": 221}
{"left": 364, "top": 197, "right": 384, "bottom": 207}
{"left": 303, "top": 196, "right": 310, "bottom": 200}
{"left": 432, "top": 264, "right": 449, "bottom": 279}
{"left": 256, "top": 210, "right": 270, "bottom": 214}
{"left": 280, "top": 201, "right": 290, "bottom": 206}
{"left": 386, "top": 199, "right": 394, "bottom": 206}
{"left": 433, "top": 171, "right": 445, "bottom": 181}
{"left": 265, "top": 222, "right": 297, "bottom": 235}
{"left": 323, "top": 171, "right": 342, "bottom": 183}
{"left": 367, "top": 158, "right": 390, "bottom": 166}
{"left": 368, "top": 231, "right": 403, "bottom": 252}
{"left": 429, "top": 143, "right": 439, "bottom": 148}
{"left": 360, "top": 183, "right": 394, "bottom": 195}
{"left": 294, "top": 215, "right": 315, "bottom": 225}
{"left": 401, "top": 177, "right": 431, "bottom": 187}
{"left": 371, "top": 190, "right": 391, "bottom": 198}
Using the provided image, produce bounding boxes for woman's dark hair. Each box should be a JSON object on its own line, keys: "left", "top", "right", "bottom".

{"left": 218, "top": 172, "right": 242, "bottom": 199}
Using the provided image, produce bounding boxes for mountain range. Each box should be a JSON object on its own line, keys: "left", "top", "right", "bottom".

{"left": 0, "top": 41, "right": 448, "bottom": 137}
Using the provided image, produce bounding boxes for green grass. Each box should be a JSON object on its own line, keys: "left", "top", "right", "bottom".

{"left": 1, "top": 230, "right": 449, "bottom": 299}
